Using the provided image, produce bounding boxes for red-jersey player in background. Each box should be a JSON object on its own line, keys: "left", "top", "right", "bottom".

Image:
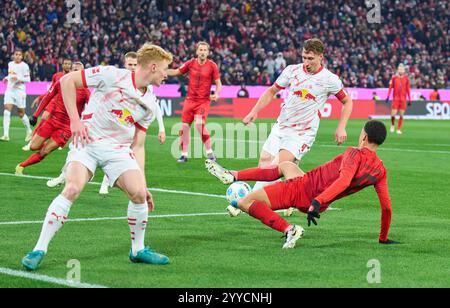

{"left": 386, "top": 64, "right": 411, "bottom": 134}
{"left": 23, "top": 58, "right": 73, "bottom": 151}
{"left": 15, "top": 62, "right": 90, "bottom": 175}
{"left": 206, "top": 120, "right": 398, "bottom": 249}
{"left": 167, "top": 41, "right": 222, "bottom": 163}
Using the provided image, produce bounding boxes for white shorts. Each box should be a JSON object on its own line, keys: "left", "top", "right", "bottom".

{"left": 65, "top": 144, "right": 141, "bottom": 187}
{"left": 4, "top": 89, "right": 27, "bottom": 109}
{"left": 262, "top": 122, "right": 318, "bottom": 161}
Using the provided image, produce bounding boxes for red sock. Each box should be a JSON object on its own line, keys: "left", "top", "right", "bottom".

{"left": 391, "top": 116, "right": 395, "bottom": 126}
{"left": 248, "top": 201, "right": 291, "bottom": 233}
{"left": 398, "top": 116, "right": 404, "bottom": 130}
{"left": 236, "top": 166, "right": 280, "bottom": 181}
{"left": 20, "top": 153, "right": 45, "bottom": 168}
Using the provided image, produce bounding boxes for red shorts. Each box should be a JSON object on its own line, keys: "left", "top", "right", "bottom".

{"left": 264, "top": 174, "right": 328, "bottom": 213}
{"left": 181, "top": 99, "right": 210, "bottom": 124}
{"left": 44, "top": 101, "right": 55, "bottom": 115}
{"left": 36, "top": 120, "right": 72, "bottom": 148}
{"left": 392, "top": 100, "right": 407, "bottom": 110}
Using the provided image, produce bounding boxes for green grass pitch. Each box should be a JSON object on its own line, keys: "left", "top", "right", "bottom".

{"left": 0, "top": 117, "right": 449, "bottom": 288}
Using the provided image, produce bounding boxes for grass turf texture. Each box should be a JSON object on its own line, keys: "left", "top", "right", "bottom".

{"left": 0, "top": 117, "right": 449, "bottom": 288}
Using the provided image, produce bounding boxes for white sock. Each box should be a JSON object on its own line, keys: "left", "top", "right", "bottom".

{"left": 3, "top": 110, "right": 10, "bottom": 137}
{"left": 21, "top": 114, "right": 32, "bottom": 134}
{"left": 253, "top": 180, "right": 280, "bottom": 191}
{"left": 101, "top": 175, "right": 109, "bottom": 187}
{"left": 206, "top": 149, "right": 214, "bottom": 155}
{"left": 128, "top": 201, "right": 148, "bottom": 256}
{"left": 34, "top": 195, "right": 73, "bottom": 253}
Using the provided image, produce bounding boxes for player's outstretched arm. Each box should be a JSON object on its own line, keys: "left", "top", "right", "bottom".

{"left": 243, "top": 85, "right": 280, "bottom": 125}
{"left": 166, "top": 68, "right": 182, "bottom": 77}
{"left": 335, "top": 95, "right": 353, "bottom": 145}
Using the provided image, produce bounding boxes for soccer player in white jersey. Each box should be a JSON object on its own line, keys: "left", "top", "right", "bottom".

{"left": 21, "top": 44, "right": 173, "bottom": 271}
{"left": 1, "top": 49, "right": 32, "bottom": 141}
{"left": 206, "top": 38, "right": 353, "bottom": 217}
{"left": 98, "top": 51, "right": 166, "bottom": 195}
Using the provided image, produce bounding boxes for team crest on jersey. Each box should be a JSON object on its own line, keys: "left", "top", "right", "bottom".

{"left": 293, "top": 89, "right": 317, "bottom": 101}
{"left": 111, "top": 109, "right": 135, "bottom": 125}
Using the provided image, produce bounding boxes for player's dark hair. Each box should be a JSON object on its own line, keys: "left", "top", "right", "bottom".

{"left": 14, "top": 48, "right": 23, "bottom": 54}
{"left": 364, "top": 120, "right": 387, "bottom": 145}
{"left": 62, "top": 57, "right": 72, "bottom": 63}
{"left": 303, "top": 38, "right": 324, "bottom": 55}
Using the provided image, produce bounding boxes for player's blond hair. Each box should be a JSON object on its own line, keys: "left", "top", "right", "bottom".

{"left": 137, "top": 44, "right": 173, "bottom": 65}
{"left": 124, "top": 51, "right": 138, "bottom": 59}
{"left": 196, "top": 41, "right": 210, "bottom": 50}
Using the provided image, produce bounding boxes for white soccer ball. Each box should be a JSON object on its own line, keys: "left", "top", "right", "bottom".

{"left": 226, "top": 181, "right": 252, "bottom": 208}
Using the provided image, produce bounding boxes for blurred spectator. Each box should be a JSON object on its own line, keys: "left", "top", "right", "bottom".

{"left": 372, "top": 91, "right": 380, "bottom": 102}
{"left": 237, "top": 83, "right": 249, "bottom": 98}
{"left": 0, "top": 0, "right": 447, "bottom": 89}
{"left": 429, "top": 88, "right": 440, "bottom": 101}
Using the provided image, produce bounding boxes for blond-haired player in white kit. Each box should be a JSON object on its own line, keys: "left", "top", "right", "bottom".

{"left": 206, "top": 38, "right": 353, "bottom": 216}
{"left": 22, "top": 44, "right": 173, "bottom": 271}
{"left": 46, "top": 52, "right": 167, "bottom": 194}
{"left": 1, "top": 49, "right": 32, "bottom": 141}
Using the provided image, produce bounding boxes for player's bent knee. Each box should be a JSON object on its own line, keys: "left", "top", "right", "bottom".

{"left": 128, "top": 188, "right": 147, "bottom": 204}
{"left": 62, "top": 183, "right": 83, "bottom": 201}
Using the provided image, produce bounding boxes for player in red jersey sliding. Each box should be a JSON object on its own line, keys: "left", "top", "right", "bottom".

{"left": 23, "top": 58, "right": 73, "bottom": 151}
{"left": 386, "top": 64, "right": 411, "bottom": 134}
{"left": 167, "top": 41, "right": 222, "bottom": 163}
{"left": 15, "top": 62, "right": 90, "bottom": 175}
{"left": 206, "top": 120, "right": 398, "bottom": 249}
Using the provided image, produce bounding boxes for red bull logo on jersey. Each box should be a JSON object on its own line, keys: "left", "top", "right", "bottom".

{"left": 293, "top": 89, "right": 316, "bottom": 101}
{"left": 111, "top": 109, "right": 135, "bottom": 125}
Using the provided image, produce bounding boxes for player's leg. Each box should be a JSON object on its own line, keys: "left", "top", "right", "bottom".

{"left": 278, "top": 161, "right": 305, "bottom": 180}
{"left": 1, "top": 103, "right": 13, "bottom": 141}
{"left": 114, "top": 169, "right": 169, "bottom": 265}
{"left": 397, "top": 108, "right": 406, "bottom": 134}
{"left": 193, "top": 104, "right": 215, "bottom": 160}
{"left": 390, "top": 108, "right": 398, "bottom": 133}
{"left": 23, "top": 111, "right": 52, "bottom": 151}
{"left": 178, "top": 101, "right": 194, "bottom": 162}
{"left": 22, "top": 162, "right": 92, "bottom": 270}
{"left": 17, "top": 137, "right": 60, "bottom": 174}
{"left": 18, "top": 107, "right": 32, "bottom": 141}
{"left": 237, "top": 182, "right": 304, "bottom": 249}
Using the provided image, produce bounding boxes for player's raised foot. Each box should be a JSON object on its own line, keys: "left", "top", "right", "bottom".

{"left": 0, "top": 135, "right": 10, "bottom": 142}
{"left": 58, "top": 147, "right": 63, "bottom": 151}
{"left": 21, "top": 250, "right": 45, "bottom": 271}
{"left": 284, "top": 207, "right": 295, "bottom": 217}
{"left": 206, "top": 152, "right": 217, "bottom": 162}
{"left": 177, "top": 155, "right": 188, "bottom": 163}
{"left": 25, "top": 131, "right": 32, "bottom": 142}
{"left": 227, "top": 205, "right": 242, "bottom": 217}
{"left": 390, "top": 125, "right": 395, "bottom": 133}
{"left": 15, "top": 164, "right": 24, "bottom": 176}
{"left": 22, "top": 142, "right": 31, "bottom": 151}
{"left": 282, "top": 225, "right": 305, "bottom": 249}
{"left": 396, "top": 130, "right": 402, "bottom": 135}
{"left": 46, "top": 174, "right": 65, "bottom": 188}
{"left": 129, "top": 247, "right": 170, "bottom": 265}
{"left": 205, "top": 159, "right": 235, "bottom": 184}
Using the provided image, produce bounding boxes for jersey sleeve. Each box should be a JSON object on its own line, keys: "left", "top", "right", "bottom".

{"left": 18, "top": 64, "right": 31, "bottom": 83}
{"left": 34, "top": 82, "right": 60, "bottom": 117}
{"left": 81, "top": 66, "right": 117, "bottom": 89}
{"left": 315, "top": 148, "right": 361, "bottom": 205}
{"left": 135, "top": 114, "right": 153, "bottom": 133}
{"left": 374, "top": 172, "right": 392, "bottom": 242}
{"left": 178, "top": 59, "right": 193, "bottom": 75}
{"left": 212, "top": 62, "right": 220, "bottom": 81}
{"left": 327, "top": 74, "right": 347, "bottom": 101}
{"left": 274, "top": 65, "right": 293, "bottom": 89}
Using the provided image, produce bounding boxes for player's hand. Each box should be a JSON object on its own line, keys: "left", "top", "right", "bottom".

{"left": 29, "top": 116, "right": 38, "bottom": 127}
{"left": 158, "top": 132, "right": 166, "bottom": 144}
{"left": 379, "top": 239, "right": 401, "bottom": 245}
{"left": 71, "top": 119, "right": 91, "bottom": 148}
{"left": 243, "top": 111, "right": 257, "bottom": 126}
{"left": 307, "top": 199, "right": 321, "bottom": 227}
{"left": 210, "top": 94, "right": 218, "bottom": 102}
{"left": 31, "top": 97, "right": 41, "bottom": 109}
{"left": 335, "top": 127, "right": 347, "bottom": 145}
{"left": 146, "top": 191, "right": 155, "bottom": 212}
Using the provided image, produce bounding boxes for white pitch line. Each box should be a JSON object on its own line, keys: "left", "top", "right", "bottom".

{"left": 0, "top": 172, "right": 226, "bottom": 199}
{"left": 0, "top": 267, "right": 108, "bottom": 288}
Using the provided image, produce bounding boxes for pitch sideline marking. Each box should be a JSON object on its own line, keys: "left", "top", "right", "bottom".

{"left": 0, "top": 267, "right": 108, "bottom": 288}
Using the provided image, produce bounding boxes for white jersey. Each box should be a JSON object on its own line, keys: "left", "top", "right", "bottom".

{"left": 274, "top": 64, "right": 347, "bottom": 134}
{"left": 81, "top": 66, "right": 155, "bottom": 149}
{"left": 6, "top": 61, "right": 30, "bottom": 92}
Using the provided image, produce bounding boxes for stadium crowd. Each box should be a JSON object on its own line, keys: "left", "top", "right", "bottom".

{"left": 0, "top": 0, "right": 448, "bottom": 88}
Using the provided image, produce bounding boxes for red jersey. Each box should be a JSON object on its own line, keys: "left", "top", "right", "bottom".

{"left": 179, "top": 58, "right": 220, "bottom": 102}
{"left": 34, "top": 81, "right": 90, "bottom": 127}
{"left": 305, "top": 147, "right": 392, "bottom": 241}
{"left": 387, "top": 75, "right": 411, "bottom": 102}
{"left": 37, "top": 71, "right": 65, "bottom": 101}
